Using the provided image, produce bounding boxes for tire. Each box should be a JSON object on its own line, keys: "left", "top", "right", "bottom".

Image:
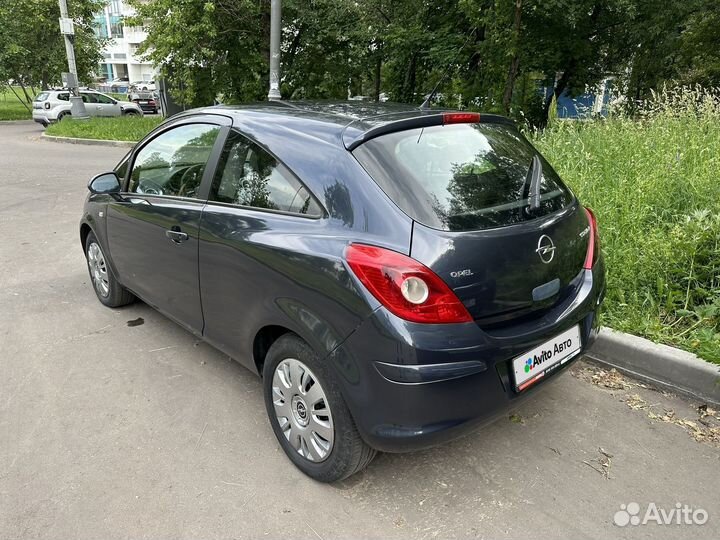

{"left": 123, "top": 110, "right": 140, "bottom": 117}
{"left": 57, "top": 111, "right": 70, "bottom": 122}
{"left": 84, "top": 232, "right": 134, "bottom": 308}
{"left": 263, "top": 334, "right": 376, "bottom": 482}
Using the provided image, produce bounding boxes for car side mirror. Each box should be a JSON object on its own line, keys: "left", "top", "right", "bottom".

{"left": 88, "top": 172, "right": 121, "bottom": 194}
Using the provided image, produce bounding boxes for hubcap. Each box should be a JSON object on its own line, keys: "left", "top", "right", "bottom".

{"left": 87, "top": 242, "right": 110, "bottom": 297}
{"left": 272, "top": 358, "right": 334, "bottom": 462}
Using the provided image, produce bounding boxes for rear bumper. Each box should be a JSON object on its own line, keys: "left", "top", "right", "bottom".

{"left": 327, "top": 260, "right": 605, "bottom": 453}
{"left": 32, "top": 111, "right": 52, "bottom": 125}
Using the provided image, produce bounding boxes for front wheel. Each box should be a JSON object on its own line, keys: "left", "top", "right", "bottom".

{"left": 263, "top": 335, "right": 376, "bottom": 482}
{"left": 123, "top": 110, "right": 140, "bottom": 117}
{"left": 85, "top": 232, "right": 134, "bottom": 308}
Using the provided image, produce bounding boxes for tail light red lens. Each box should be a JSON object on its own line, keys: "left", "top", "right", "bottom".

{"left": 345, "top": 244, "right": 473, "bottom": 324}
{"left": 442, "top": 112, "right": 480, "bottom": 125}
{"left": 583, "top": 207, "right": 600, "bottom": 269}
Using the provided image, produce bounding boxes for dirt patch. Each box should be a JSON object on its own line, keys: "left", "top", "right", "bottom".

{"left": 572, "top": 362, "right": 720, "bottom": 446}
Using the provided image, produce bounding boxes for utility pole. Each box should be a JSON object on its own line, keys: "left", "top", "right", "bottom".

{"left": 58, "top": 0, "right": 88, "bottom": 118}
{"left": 267, "top": 0, "right": 281, "bottom": 100}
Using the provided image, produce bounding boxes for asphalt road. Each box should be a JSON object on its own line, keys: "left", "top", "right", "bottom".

{"left": 1, "top": 121, "right": 719, "bottom": 539}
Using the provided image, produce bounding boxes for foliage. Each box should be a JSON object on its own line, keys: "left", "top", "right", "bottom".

{"left": 532, "top": 87, "right": 720, "bottom": 362}
{"left": 45, "top": 116, "right": 163, "bottom": 141}
{"left": 0, "top": 0, "right": 106, "bottom": 106}
{"left": 128, "top": 0, "right": 720, "bottom": 126}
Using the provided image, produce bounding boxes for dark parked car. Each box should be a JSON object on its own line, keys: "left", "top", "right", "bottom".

{"left": 80, "top": 102, "right": 605, "bottom": 482}
{"left": 128, "top": 91, "right": 158, "bottom": 114}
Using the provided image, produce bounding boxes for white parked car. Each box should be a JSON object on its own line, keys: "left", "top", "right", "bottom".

{"left": 32, "top": 90, "right": 143, "bottom": 127}
{"left": 131, "top": 80, "right": 156, "bottom": 91}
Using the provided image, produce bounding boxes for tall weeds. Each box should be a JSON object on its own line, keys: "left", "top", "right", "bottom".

{"left": 533, "top": 87, "right": 720, "bottom": 362}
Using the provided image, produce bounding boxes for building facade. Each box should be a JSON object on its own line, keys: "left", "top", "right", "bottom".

{"left": 93, "top": 0, "right": 154, "bottom": 84}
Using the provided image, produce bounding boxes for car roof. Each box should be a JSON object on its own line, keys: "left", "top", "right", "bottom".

{"left": 178, "top": 101, "right": 514, "bottom": 149}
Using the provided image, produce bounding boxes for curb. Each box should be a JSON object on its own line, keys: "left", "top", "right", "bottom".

{"left": 41, "top": 133, "right": 135, "bottom": 148}
{"left": 0, "top": 119, "right": 33, "bottom": 124}
{"left": 586, "top": 327, "right": 720, "bottom": 406}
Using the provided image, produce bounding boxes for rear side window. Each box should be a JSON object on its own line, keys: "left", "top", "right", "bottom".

{"left": 352, "top": 123, "right": 574, "bottom": 231}
{"left": 56, "top": 93, "right": 70, "bottom": 101}
{"left": 209, "top": 130, "right": 323, "bottom": 217}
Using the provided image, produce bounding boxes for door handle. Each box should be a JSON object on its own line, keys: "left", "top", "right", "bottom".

{"left": 166, "top": 227, "right": 189, "bottom": 243}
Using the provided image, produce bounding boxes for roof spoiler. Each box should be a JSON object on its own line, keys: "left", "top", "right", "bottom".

{"left": 345, "top": 112, "right": 515, "bottom": 151}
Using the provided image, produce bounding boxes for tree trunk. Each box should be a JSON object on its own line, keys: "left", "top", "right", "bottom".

{"left": 6, "top": 84, "right": 32, "bottom": 113}
{"left": 539, "top": 3, "right": 603, "bottom": 127}
{"left": 15, "top": 76, "right": 34, "bottom": 105}
{"left": 403, "top": 52, "right": 418, "bottom": 102}
{"left": 374, "top": 45, "right": 382, "bottom": 102}
{"left": 284, "top": 27, "right": 303, "bottom": 74}
{"left": 501, "top": 0, "right": 523, "bottom": 112}
{"left": 540, "top": 67, "right": 573, "bottom": 127}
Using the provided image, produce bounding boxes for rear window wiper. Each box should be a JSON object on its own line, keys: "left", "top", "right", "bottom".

{"left": 523, "top": 154, "right": 542, "bottom": 211}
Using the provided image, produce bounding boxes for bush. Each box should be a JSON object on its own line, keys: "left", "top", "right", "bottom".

{"left": 532, "top": 87, "right": 720, "bottom": 362}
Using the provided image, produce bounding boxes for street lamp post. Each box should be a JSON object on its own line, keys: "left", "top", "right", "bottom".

{"left": 267, "top": 0, "right": 281, "bottom": 101}
{"left": 58, "top": 0, "right": 88, "bottom": 118}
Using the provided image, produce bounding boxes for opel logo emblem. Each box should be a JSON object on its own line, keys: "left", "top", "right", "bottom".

{"left": 536, "top": 235, "right": 556, "bottom": 264}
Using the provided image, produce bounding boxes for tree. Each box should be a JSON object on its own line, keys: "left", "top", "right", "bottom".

{"left": 0, "top": 0, "right": 105, "bottom": 107}
{"left": 129, "top": 0, "right": 720, "bottom": 125}
{"left": 623, "top": 0, "right": 720, "bottom": 100}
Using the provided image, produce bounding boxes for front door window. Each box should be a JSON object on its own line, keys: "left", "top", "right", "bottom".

{"left": 129, "top": 124, "right": 220, "bottom": 199}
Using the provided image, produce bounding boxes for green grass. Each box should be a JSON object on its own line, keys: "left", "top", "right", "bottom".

{"left": 0, "top": 87, "right": 32, "bottom": 120}
{"left": 532, "top": 87, "right": 720, "bottom": 363}
{"left": 45, "top": 116, "right": 163, "bottom": 142}
{"left": 107, "top": 92, "right": 129, "bottom": 101}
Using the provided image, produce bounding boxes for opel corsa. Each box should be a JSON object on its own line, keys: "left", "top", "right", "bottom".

{"left": 80, "top": 103, "right": 605, "bottom": 481}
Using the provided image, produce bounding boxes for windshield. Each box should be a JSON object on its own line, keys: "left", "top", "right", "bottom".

{"left": 352, "top": 123, "right": 574, "bottom": 231}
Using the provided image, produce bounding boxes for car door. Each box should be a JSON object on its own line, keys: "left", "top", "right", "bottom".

{"left": 106, "top": 116, "right": 230, "bottom": 333}
{"left": 80, "top": 92, "right": 99, "bottom": 117}
{"left": 197, "top": 129, "right": 325, "bottom": 363}
{"left": 95, "top": 92, "right": 121, "bottom": 116}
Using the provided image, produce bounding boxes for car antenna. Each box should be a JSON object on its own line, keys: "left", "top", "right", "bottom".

{"left": 419, "top": 27, "right": 477, "bottom": 110}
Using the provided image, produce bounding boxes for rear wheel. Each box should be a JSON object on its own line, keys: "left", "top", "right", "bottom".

{"left": 263, "top": 334, "right": 376, "bottom": 482}
{"left": 57, "top": 111, "right": 70, "bottom": 122}
{"left": 84, "top": 232, "right": 134, "bottom": 308}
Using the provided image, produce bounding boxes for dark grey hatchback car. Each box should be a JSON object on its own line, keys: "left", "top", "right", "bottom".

{"left": 81, "top": 102, "right": 605, "bottom": 482}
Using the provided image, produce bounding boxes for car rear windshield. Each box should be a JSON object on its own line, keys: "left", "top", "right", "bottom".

{"left": 34, "top": 92, "right": 50, "bottom": 102}
{"left": 352, "top": 122, "right": 574, "bottom": 231}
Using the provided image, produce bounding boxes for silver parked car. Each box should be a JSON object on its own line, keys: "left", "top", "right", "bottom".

{"left": 32, "top": 90, "right": 143, "bottom": 127}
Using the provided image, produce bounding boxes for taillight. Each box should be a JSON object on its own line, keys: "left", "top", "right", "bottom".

{"left": 44, "top": 102, "right": 50, "bottom": 110}
{"left": 345, "top": 244, "right": 473, "bottom": 324}
{"left": 149, "top": 100, "right": 156, "bottom": 106}
{"left": 583, "top": 207, "right": 600, "bottom": 269}
{"left": 442, "top": 112, "right": 480, "bottom": 125}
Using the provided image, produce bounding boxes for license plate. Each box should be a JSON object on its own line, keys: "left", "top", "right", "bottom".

{"left": 512, "top": 325, "right": 581, "bottom": 391}
{"left": 139, "top": 101, "right": 149, "bottom": 105}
